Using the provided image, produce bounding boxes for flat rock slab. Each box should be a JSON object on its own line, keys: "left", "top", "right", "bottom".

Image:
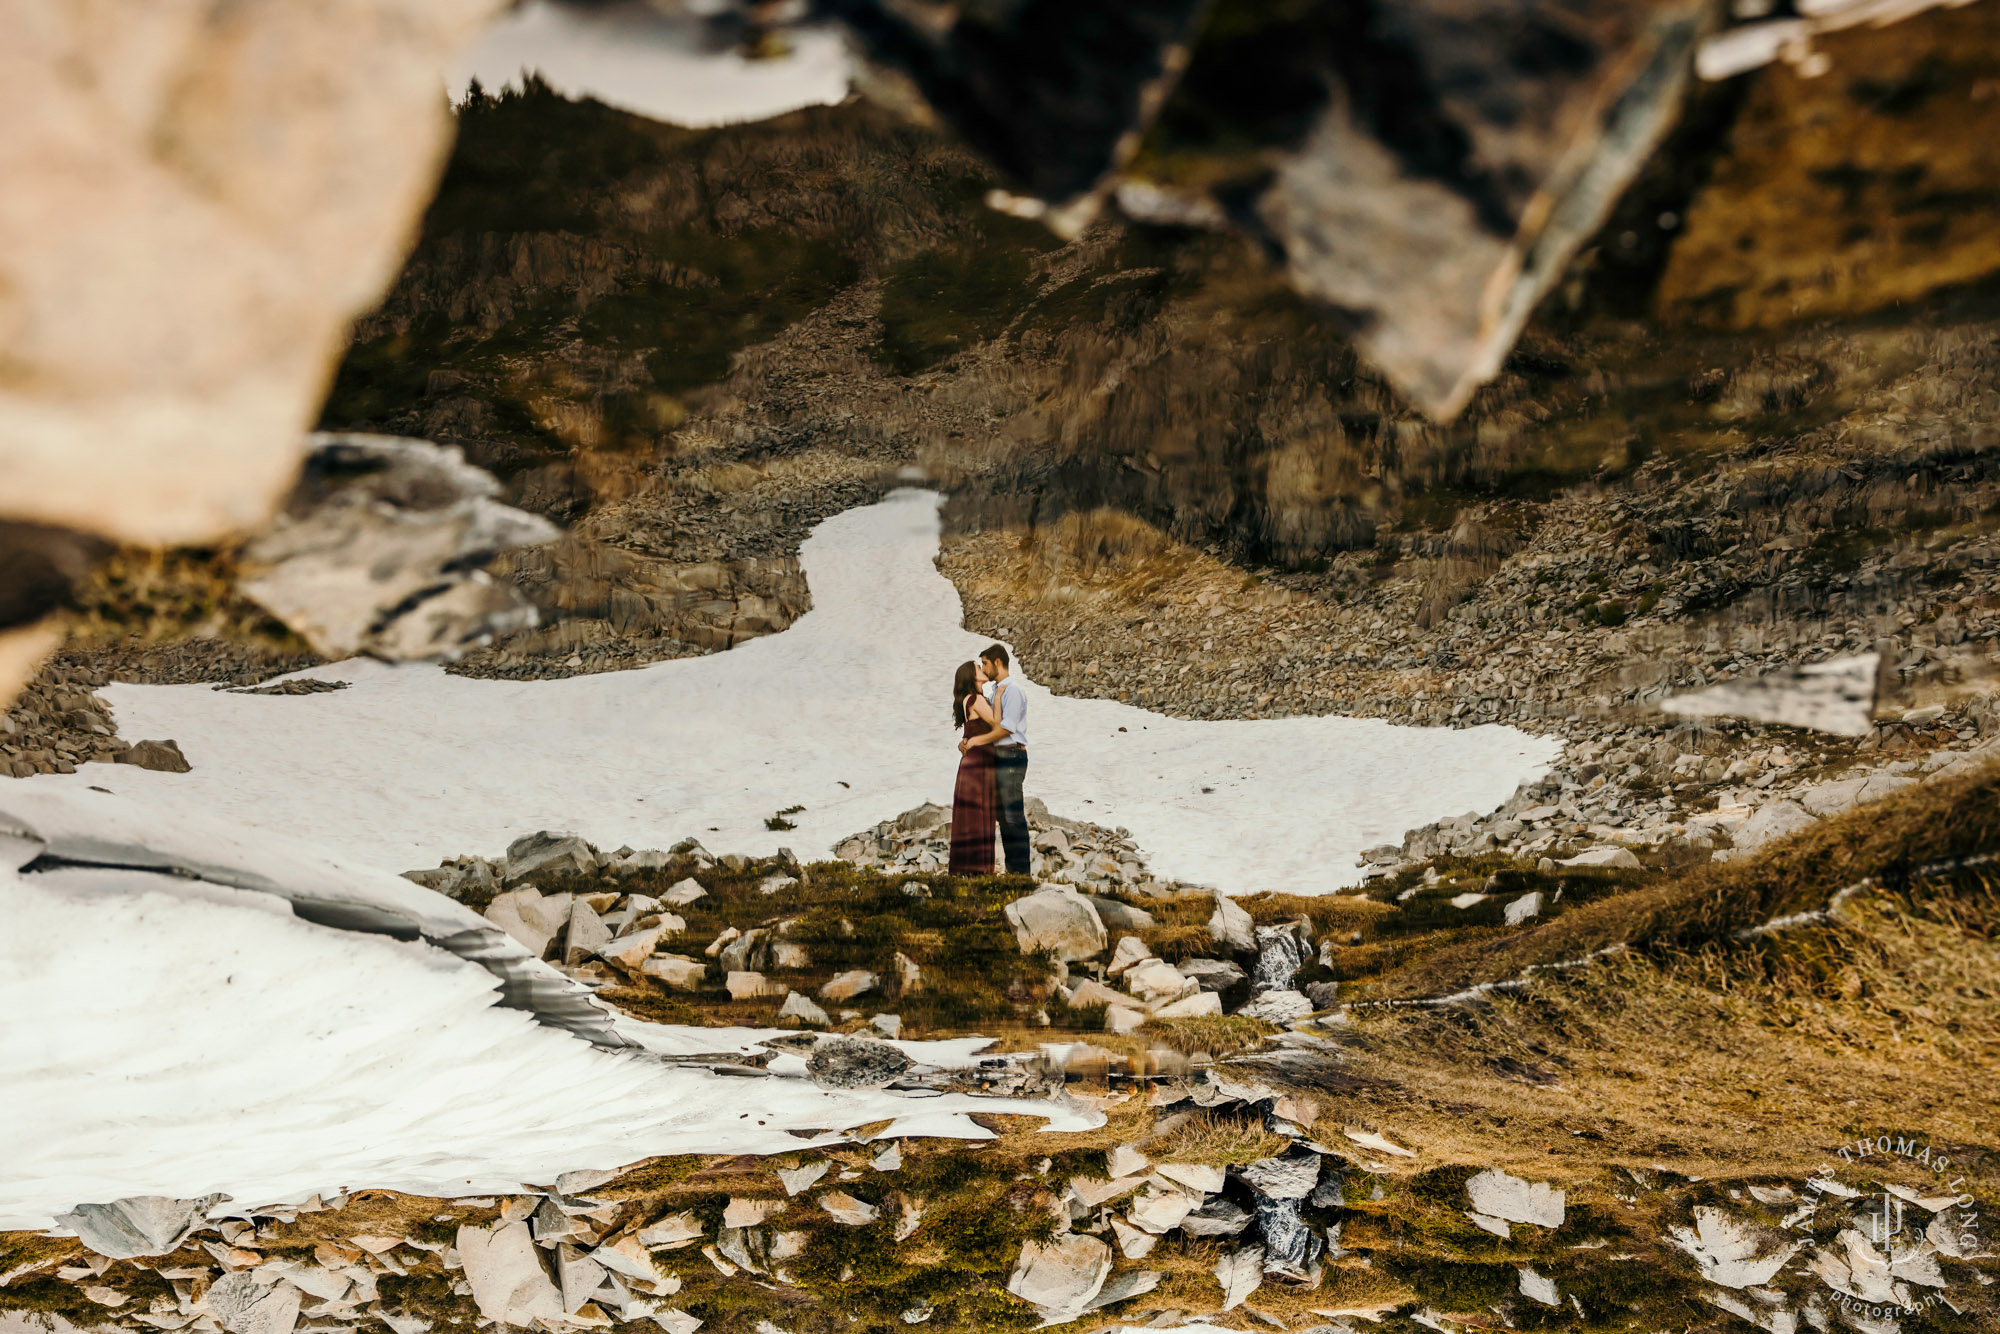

{"left": 1181, "top": 1198, "right": 1252, "bottom": 1237}
{"left": 1007, "top": 1234, "right": 1112, "bottom": 1317}
{"left": 818, "top": 1191, "right": 878, "bottom": 1226}
{"left": 817, "top": 969, "right": 877, "bottom": 1002}
{"left": 1240, "top": 1154, "right": 1320, "bottom": 1201}
{"left": 643, "top": 953, "right": 706, "bottom": 991}
{"left": 1732, "top": 800, "right": 1818, "bottom": 853}
{"left": 1518, "top": 1267, "right": 1560, "bottom": 1307}
{"left": 456, "top": 1221, "right": 562, "bottom": 1328}
{"left": 201, "top": 1271, "right": 301, "bottom": 1334}
{"left": 1154, "top": 991, "right": 1221, "bottom": 1018}
{"left": 1237, "top": 989, "right": 1312, "bottom": 1023}
{"left": 1559, "top": 847, "right": 1641, "bottom": 870}
{"left": 1178, "top": 957, "right": 1246, "bottom": 991}
{"left": 726, "top": 970, "right": 782, "bottom": 1001}
{"left": 722, "top": 1198, "right": 785, "bottom": 1229}
{"left": 1108, "top": 1145, "right": 1149, "bottom": 1178}
{"left": 1670, "top": 1206, "right": 1801, "bottom": 1289}
{"left": 56, "top": 1193, "right": 228, "bottom": 1259}
{"left": 778, "top": 1163, "right": 829, "bottom": 1197}
{"left": 1209, "top": 894, "right": 1255, "bottom": 953}
{"left": 1800, "top": 774, "right": 1915, "bottom": 818}
{"left": 1155, "top": 1163, "right": 1224, "bottom": 1194}
{"left": 1664, "top": 653, "right": 1879, "bottom": 737}
{"left": 1466, "top": 1169, "right": 1565, "bottom": 1227}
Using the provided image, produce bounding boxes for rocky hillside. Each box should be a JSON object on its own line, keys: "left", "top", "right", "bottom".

{"left": 16, "top": 7, "right": 2000, "bottom": 805}
{"left": 289, "top": 3, "right": 2000, "bottom": 694}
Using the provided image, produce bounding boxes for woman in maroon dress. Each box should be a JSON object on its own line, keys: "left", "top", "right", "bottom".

{"left": 948, "top": 659, "right": 1002, "bottom": 875}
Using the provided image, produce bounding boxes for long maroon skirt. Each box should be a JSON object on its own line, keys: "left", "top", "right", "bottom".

{"left": 948, "top": 742, "right": 998, "bottom": 875}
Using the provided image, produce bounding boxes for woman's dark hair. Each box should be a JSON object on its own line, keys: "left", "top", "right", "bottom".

{"left": 952, "top": 661, "right": 979, "bottom": 728}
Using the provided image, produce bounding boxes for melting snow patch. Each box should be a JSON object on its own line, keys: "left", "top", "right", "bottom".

{"left": 0, "top": 789, "right": 1097, "bottom": 1229}
{"left": 41, "top": 491, "right": 1556, "bottom": 896}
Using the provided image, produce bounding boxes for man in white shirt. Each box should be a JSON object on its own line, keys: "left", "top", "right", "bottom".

{"left": 979, "top": 643, "right": 1030, "bottom": 874}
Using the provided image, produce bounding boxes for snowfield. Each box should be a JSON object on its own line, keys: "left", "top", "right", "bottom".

{"left": 32, "top": 489, "right": 1558, "bottom": 894}
{"left": 0, "top": 786, "right": 1096, "bottom": 1230}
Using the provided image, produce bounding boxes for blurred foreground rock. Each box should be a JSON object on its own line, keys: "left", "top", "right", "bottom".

{"left": 238, "top": 435, "right": 558, "bottom": 660}
{"left": 0, "top": 0, "right": 503, "bottom": 549}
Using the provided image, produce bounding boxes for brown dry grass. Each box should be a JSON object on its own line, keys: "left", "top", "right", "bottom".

{"left": 1237, "top": 871, "right": 2000, "bottom": 1201}
{"left": 1141, "top": 1014, "right": 1277, "bottom": 1057}
{"left": 1356, "top": 758, "right": 2000, "bottom": 1001}
{"left": 1144, "top": 1110, "right": 1292, "bottom": 1167}
{"left": 1240, "top": 892, "right": 1397, "bottom": 934}
{"left": 947, "top": 510, "right": 1239, "bottom": 620}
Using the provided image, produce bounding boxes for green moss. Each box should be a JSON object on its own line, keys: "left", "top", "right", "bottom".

{"left": 0, "top": 1277, "right": 110, "bottom": 1321}
{"left": 1378, "top": 1257, "right": 1519, "bottom": 1314}
{"left": 531, "top": 857, "right": 1053, "bottom": 1035}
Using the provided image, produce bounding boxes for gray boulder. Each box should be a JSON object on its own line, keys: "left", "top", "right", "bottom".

{"left": 1799, "top": 774, "right": 1915, "bottom": 818}
{"left": 1179, "top": 957, "right": 1247, "bottom": 992}
{"left": 238, "top": 435, "right": 556, "bottom": 660}
{"left": 1255, "top": 1196, "right": 1323, "bottom": 1281}
{"left": 1181, "top": 1198, "right": 1253, "bottom": 1237}
{"left": 485, "top": 887, "right": 572, "bottom": 958}
{"left": 56, "top": 1193, "right": 227, "bottom": 1258}
{"left": 1559, "top": 846, "right": 1641, "bottom": 870}
{"left": 818, "top": 969, "right": 877, "bottom": 1002}
{"left": 564, "top": 899, "right": 613, "bottom": 965}
{"left": 1084, "top": 895, "right": 1156, "bottom": 932}
{"left": 778, "top": 992, "right": 831, "bottom": 1028}
{"left": 1209, "top": 894, "right": 1255, "bottom": 953}
{"left": 201, "top": 1271, "right": 302, "bottom": 1334}
{"left": 806, "top": 1037, "right": 912, "bottom": 1090}
{"left": 504, "top": 831, "right": 601, "bottom": 882}
{"left": 1007, "top": 1235, "right": 1112, "bottom": 1321}
{"left": 1240, "top": 1153, "right": 1321, "bottom": 1201}
{"left": 1732, "top": 800, "right": 1818, "bottom": 854}
{"left": 662, "top": 876, "right": 707, "bottom": 906}
{"left": 1237, "top": 989, "right": 1312, "bottom": 1023}
{"left": 1003, "top": 885, "right": 1107, "bottom": 962}
{"left": 120, "top": 739, "right": 191, "bottom": 772}
{"left": 719, "top": 927, "right": 770, "bottom": 972}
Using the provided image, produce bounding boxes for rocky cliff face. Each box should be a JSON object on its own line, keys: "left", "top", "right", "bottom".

{"left": 303, "top": 3, "right": 2000, "bottom": 715}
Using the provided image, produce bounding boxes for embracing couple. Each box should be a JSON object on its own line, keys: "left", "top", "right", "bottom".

{"left": 947, "top": 644, "right": 1030, "bottom": 877}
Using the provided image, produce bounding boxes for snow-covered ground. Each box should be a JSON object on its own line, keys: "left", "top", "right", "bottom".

{"left": 0, "top": 786, "right": 1095, "bottom": 1230}
{"left": 32, "top": 490, "right": 1558, "bottom": 894}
